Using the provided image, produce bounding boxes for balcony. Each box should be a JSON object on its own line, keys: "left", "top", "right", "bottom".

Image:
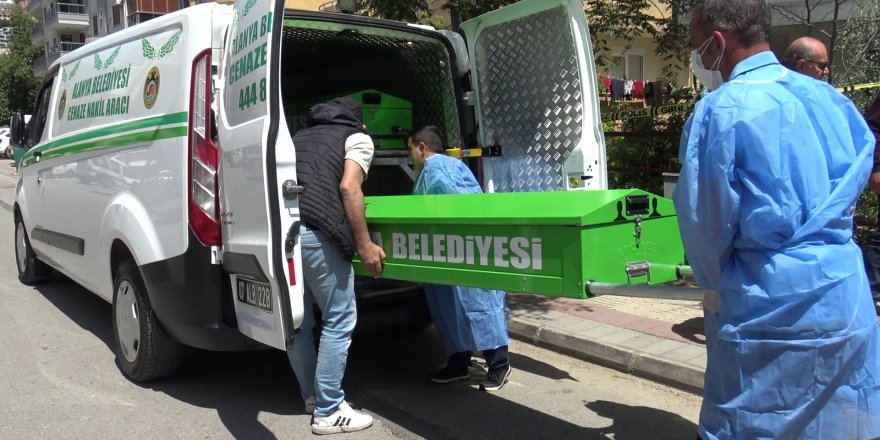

{"left": 318, "top": 0, "right": 363, "bottom": 13}
{"left": 44, "top": 2, "right": 90, "bottom": 32}
{"left": 46, "top": 41, "right": 86, "bottom": 65}
{"left": 318, "top": 1, "right": 337, "bottom": 12}
{"left": 31, "top": 25, "right": 45, "bottom": 45}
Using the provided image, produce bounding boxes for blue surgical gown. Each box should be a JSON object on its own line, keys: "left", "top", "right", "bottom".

{"left": 673, "top": 51, "right": 880, "bottom": 440}
{"left": 414, "top": 154, "right": 510, "bottom": 355}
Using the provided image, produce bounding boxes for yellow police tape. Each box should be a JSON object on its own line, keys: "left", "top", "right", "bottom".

{"left": 601, "top": 102, "right": 695, "bottom": 122}
{"left": 602, "top": 81, "right": 879, "bottom": 121}
{"left": 836, "top": 81, "right": 880, "bottom": 94}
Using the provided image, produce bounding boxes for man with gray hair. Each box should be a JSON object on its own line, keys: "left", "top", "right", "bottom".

{"left": 674, "top": 1, "right": 880, "bottom": 439}
{"left": 781, "top": 36, "right": 830, "bottom": 80}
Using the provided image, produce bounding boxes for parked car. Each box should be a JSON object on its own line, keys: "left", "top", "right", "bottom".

{"left": 0, "top": 126, "right": 11, "bottom": 159}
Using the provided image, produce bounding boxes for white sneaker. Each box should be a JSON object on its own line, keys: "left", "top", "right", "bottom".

{"left": 310, "top": 401, "right": 373, "bottom": 435}
{"left": 304, "top": 396, "right": 317, "bottom": 414}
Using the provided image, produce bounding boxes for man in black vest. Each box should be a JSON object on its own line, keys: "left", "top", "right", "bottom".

{"left": 286, "top": 96, "right": 385, "bottom": 435}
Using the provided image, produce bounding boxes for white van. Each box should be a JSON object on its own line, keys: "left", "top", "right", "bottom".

{"left": 10, "top": 0, "right": 605, "bottom": 381}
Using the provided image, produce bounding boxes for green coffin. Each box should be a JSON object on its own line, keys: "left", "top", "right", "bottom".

{"left": 355, "top": 189, "right": 686, "bottom": 299}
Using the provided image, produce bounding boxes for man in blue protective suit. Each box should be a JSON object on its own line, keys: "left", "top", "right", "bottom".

{"left": 674, "top": 1, "right": 880, "bottom": 439}
{"left": 407, "top": 126, "right": 512, "bottom": 392}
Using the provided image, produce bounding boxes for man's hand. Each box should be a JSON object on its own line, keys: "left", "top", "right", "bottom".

{"left": 358, "top": 242, "right": 386, "bottom": 278}
{"left": 869, "top": 171, "right": 880, "bottom": 194}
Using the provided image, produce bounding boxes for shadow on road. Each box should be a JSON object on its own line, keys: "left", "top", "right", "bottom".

{"left": 33, "top": 276, "right": 697, "bottom": 439}
{"left": 672, "top": 317, "right": 706, "bottom": 345}
{"left": 585, "top": 400, "right": 698, "bottom": 439}
{"left": 151, "top": 349, "right": 298, "bottom": 440}
{"left": 33, "top": 273, "right": 115, "bottom": 351}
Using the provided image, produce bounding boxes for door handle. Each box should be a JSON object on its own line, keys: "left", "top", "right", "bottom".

{"left": 282, "top": 180, "right": 304, "bottom": 200}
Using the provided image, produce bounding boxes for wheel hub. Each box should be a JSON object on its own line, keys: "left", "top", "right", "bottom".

{"left": 115, "top": 281, "right": 140, "bottom": 363}
{"left": 15, "top": 221, "right": 27, "bottom": 274}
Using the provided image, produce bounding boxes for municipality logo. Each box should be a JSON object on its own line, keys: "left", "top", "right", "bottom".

{"left": 143, "top": 67, "right": 160, "bottom": 109}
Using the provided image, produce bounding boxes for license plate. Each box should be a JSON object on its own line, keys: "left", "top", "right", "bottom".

{"left": 236, "top": 278, "right": 273, "bottom": 312}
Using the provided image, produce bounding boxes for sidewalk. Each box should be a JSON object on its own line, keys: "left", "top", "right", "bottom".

{"left": 506, "top": 292, "right": 707, "bottom": 393}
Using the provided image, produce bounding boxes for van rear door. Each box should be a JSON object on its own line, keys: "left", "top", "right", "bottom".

{"left": 217, "top": 0, "right": 303, "bottom": 350}
{"left": 460, "top": 0, "right": 607, "bottom": 193}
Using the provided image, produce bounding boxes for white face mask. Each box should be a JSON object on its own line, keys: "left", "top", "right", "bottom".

{"left": 690, "top": 36, "right": 725, "bottom": 91}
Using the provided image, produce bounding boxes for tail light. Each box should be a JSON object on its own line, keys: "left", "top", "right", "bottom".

{"left": 188, "top": 49, "right": 221, "bottom": 246}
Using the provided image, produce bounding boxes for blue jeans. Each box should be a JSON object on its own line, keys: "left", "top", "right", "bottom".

{"left": 287, "top": 224, "right": 357, "bottom": 417}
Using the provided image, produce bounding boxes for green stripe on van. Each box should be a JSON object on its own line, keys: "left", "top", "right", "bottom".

{"left": 21, "top": 112, "right": 189, "bottom": 167}
{"left": 22, "top": 126, "right": 188, "bottom": 167}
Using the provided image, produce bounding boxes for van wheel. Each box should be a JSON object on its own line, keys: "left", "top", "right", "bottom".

{"left": 112, "top": 260, "right": 181, "bottom": 382}
{"left": 14, "top": 214, "right": 52, "bottom": 285}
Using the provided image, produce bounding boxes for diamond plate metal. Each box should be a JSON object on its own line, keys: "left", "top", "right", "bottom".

{"left": 280, "top": 22, "right": 462, "bottom": 148}
{"left": 473, "top": 6, "right": 583, "bottom": 192}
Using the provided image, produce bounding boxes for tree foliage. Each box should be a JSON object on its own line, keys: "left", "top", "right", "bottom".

{"left": 769, "top": 0, "right": 854, "bottom": 84}
{"left": 442, "top": 0, "right": 518, "bottom": 28}
{"left": 357, "top": 0, "right": 430, "bottom": 22}
{"left": 835, "top": 0, "right": 880, "bottom": 110}
{"left": 361, "top": 0, "right": 695, "bottom": 76}
{"left": 604, "top": 87, "right": 695, "bottom": 194}
{"left": 0, "top": 5, "right": 42, "bottom": 124}
{"left": 833, "top": 1, "right": 880, "bottom": 244}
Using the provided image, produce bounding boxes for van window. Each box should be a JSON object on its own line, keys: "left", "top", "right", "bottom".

{"left": 27, "top": 78, "right": 55, "bottom": 149}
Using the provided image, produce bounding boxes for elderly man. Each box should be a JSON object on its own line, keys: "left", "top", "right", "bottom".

{"left": 781, "top": 36, "right": 829, "bottom": 79}
{"left": 674, "top": 1, "right": 880, "bottom": 439}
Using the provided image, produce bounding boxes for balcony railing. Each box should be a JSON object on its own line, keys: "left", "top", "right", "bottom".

{"left": 44, "top": 2, "right": 90, "bottom": 29}
{"left": 318, "top": 0, "right": 363, "bottom": 13}
{"left": 318, "top": 1, "right": 337, "bottom": 12}
{"left": 47, "top": 41, "right": 86, "bottom": 64}
{"left": 58, "top": 2, "right": 87, "bottom": 14}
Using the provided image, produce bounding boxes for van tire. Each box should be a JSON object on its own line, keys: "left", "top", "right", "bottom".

{"left": 112, "top": 260, "right": 181, "bottom": 382}
{"left": 14, "top": 214, "right": 52, "bottom": 285}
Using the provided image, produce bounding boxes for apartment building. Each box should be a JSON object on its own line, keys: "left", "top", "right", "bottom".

{"left": 29, "top": 0, "right": 182, "bottom": 76}
{"left": 0, "top": 0, "right": 14, "bottom": 20}
{"left": 29, "top": 0, "right": 89, "bottom": 76}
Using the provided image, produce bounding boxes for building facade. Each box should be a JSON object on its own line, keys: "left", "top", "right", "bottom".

{"left": 29, "top": 0, "right": 182, "bottom": 76}
{"left": 29, "top": 0, "right": 90, "bottom": 76}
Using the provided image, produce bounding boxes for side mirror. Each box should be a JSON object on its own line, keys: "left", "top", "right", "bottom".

{"left": 10, "top": 112, "right": 26, "bottom": 148}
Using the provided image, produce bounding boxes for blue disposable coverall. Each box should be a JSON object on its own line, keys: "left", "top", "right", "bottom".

{"left": 673, "top": 51, "right": 880, "bottom": 440}
{"left": 414, "top": 154, "right": 510, "bottom": 356}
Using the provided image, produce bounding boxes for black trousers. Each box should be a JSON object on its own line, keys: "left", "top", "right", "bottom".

{"left": 448, "top": 346, "right": 510, "bottom": 371}
{"left": 863, "top": 229, "right": 880, "bottom": 301}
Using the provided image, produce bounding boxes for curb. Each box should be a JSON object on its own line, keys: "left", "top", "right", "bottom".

{"left": 507, "top": 313, "right": 705, "bottom": 394}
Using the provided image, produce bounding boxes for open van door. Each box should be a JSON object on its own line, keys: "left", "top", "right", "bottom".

{"left": 216, "top": 0, "right": 303, "bottom": 350}
{"left": 460, "top": 0, "right": 607, "bottom": 193}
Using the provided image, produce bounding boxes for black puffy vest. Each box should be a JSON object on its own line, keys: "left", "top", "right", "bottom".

{"left": 293, "top": 102, "right": 365, "bottom": 260}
